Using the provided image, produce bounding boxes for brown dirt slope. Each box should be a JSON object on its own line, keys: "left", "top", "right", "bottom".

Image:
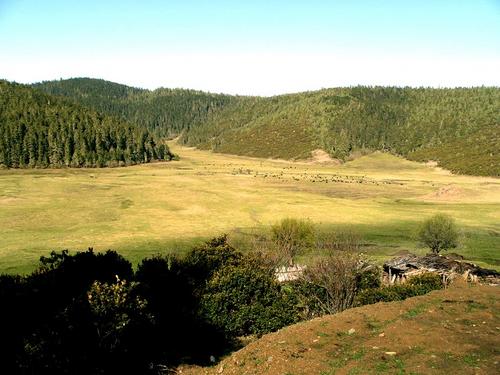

{"left": 180, "top": 283, "right": 499, "bottom": 375}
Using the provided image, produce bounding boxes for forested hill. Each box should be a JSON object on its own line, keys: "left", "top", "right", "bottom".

{"left": 0, "top": 80, "right": 174, "bottom": 168}
{"left": 179, "top": 86, "right": 500, "bottom": 176}
{"left": 31, "top": 80, "right": 499, "bottom": 176}
{"left": 32, "top": 78, "right": 237, "bottom": 138}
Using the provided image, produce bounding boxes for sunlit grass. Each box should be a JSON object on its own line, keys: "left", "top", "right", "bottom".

{"left": 0, "top": 142, "right": 498, "bottom": 273}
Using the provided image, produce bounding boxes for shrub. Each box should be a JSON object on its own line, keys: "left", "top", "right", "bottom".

{"left": 356, "top": 265, "right": 382, "bottom": 291}
{"left": 297, "top": 252, "right": 379, "bottom": 317}
{"left": 33, "top": 248, "right": 134, "bottom": 303}
{"left": 271, "top": 218, "right": 315, "bottom": 265}
{"left": 407, "top": 272, "right": 444, "bottom": 293}
{"left": 355, "top": 273, "right": 444, "bottom": 306}
{"left": 135, "top": 254, "right": 227, "bottom": 364}
{"left": 199, "top": 254, "right": 299, "bottom": 338}
{"left": 21, "top": 277, "right": 157, "bottom": 375}
{"left": 87, "top": 277, "right": 153, "bottom": 353}
{"left": 180, "top": 234, "right": 242, "bottom": 287}
{"left": 301, "top": 252, "right": 359, "bottom": 314}
{"left": 418, "top": 214, "right": 460, "bottom": 254}
{"left": 0, "top": 275, "right": 29, "bottom": 373}
{"left": 288, "top": 279, "right": 329, "bottom": 319}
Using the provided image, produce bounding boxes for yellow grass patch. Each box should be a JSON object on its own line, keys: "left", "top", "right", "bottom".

{"left": 0, "top": 141, "right": 498, "bottom": 273}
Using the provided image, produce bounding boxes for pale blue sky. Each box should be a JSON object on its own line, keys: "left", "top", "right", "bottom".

{"left": 1, "top": 0, "right": 499, "bottom": 95}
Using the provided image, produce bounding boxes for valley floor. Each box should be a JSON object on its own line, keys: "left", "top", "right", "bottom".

{"left": 0, "top": 142, "right": 499, "bottom": 273}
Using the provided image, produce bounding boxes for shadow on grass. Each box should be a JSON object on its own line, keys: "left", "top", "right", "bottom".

{"left": 3, "top": 221, "right": 498, "bottom": 275}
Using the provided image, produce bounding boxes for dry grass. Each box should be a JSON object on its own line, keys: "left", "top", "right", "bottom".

{"left": 0, "top": 142, "right": 498, "bottom": 273}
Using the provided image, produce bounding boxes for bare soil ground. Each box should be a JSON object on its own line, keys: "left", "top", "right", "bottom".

{"left": 423, "top": 185, "right": 467, "bottom": 201}
{"left": 179, "top": 282, "right": 499, "bottom": 375}
{"left": 308, "top": 150, "right": 341, "bottom": 165}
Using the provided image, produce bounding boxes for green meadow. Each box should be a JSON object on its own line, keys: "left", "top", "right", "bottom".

{"left": 1, "top": 142, "right": 499, "bottom": 274}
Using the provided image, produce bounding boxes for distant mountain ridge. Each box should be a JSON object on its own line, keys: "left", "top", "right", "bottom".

{"left": 31, "top": 79, "right": 499, "bottom": 176}
{"left": 0, "top": 80, "right": 173, "bottom": 168}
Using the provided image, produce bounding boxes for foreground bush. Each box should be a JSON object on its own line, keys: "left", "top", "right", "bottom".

{"left": 0, "top": 237, "right": 446, "bottom": 374}
{"left": 355, "top": 273, "right": 444, "bottom": 306}
{"left": 292, "top": 251, "right": 381, "bottom": 318}
{"left": 135, "top": 252, "right": 227, "bottom": 365}
{"left": 200, "top": 254, "right": 299, "bottom": 337}
{"left": 87, "top": 278, "right": 154, "bottom": 357}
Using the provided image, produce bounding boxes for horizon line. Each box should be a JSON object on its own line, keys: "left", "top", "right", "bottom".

{"left": 6, "top": 76, "right": 500, "bottom": 98}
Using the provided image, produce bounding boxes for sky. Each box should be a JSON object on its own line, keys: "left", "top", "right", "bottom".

{"left": 0, "top": 0, "right": 499, "bottom": 95}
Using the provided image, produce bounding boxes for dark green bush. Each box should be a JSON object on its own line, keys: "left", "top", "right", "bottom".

{"left": 355, "top": 273, "right": 444, "bottom": 306}
{"left": 356, "top": 266, "right": 382, "bottom": 291}
{"left": 287, "top": 279, "right": 328, "bottom": 319}
{"left": 135, "top": 253, "right": 227, "bottom": 365}
{"left": 407, "top": 272, "right": 443, "bottom": 292}
{"left": 180, "top": 234, "right": 242, "bottom": 287}
{"left": 199, "top": 254, "right": 299, "bottom": 338}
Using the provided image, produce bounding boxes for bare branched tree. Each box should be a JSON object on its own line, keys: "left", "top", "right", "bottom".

{"left": 301, "top": 251, "right": 361, "bottom": 314}
{"left": 271, "top": 218, "right": 315, "bottom": 266}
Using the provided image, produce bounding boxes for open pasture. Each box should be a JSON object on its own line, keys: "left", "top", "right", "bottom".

{"left": 1, "top": 142, "right": 499, "bottom": 273}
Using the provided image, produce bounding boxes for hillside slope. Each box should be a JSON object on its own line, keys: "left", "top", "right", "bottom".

{"left": 32, "top": 81, "right": 500, "bottom": 176}
{"left": 181, "top": 283, "right": 499, "bottom": 375}
{"left": 32, "top": 78, "right": 238, "bottom": 138}
{"left": 181, "top": 87, "right": 500, "bottom": 176}
{"left": 0, "top": 80, "right": 173, "bottom": 168}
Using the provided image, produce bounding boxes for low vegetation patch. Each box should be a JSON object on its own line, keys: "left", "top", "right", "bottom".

{"left": 355, "top": 273, "right": 444, "bottom": 306}
{"left": 2, "top": 214, "right": 469, "bottom": 374}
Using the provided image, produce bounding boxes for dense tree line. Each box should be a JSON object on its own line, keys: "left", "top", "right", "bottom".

{"left": 29, "top": 79, "right": 499, "bottom": 175}
{"left": 33, "top": 78, "right": 237, "bottom": 138}
{"left": 0, "top": 80, "right": 174, "bottom": 168}
{"left": 180, "top": 86, "right": 500, "bottom": 176}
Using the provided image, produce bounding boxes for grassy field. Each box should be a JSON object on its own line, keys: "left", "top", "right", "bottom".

{"left": 0, "top": 142, "right": 499, "bottom": 274}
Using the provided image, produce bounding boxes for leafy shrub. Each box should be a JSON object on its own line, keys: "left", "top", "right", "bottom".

{"left": 288, "top": 279, "right": 329, "bottom": 319}
{"left": 199, "top": 254, "right": 299, "bottom": 337}
{"left": 418, "top": 214, "right": 460, "bottom": 254}
{"left": 356, "top": 266, "right": 382, "bottom": 291}
{"left": 180, "top": 234, "right": 242, "bottom": 286}
{"left": 407, "top": 272, "right": 444, "bottom": 293}
{"left": 21, "top": 278, "right": 157, "bottom": 375}
{"left": 0, "top": 275, "right": 28, "bottom": 373}
{"left": 87, "top": 277, "right": 153, "bottom": 353}
{"left": 14, "top": 250, "right": 155, "bottom": 374}
{"left": 135, "top": 253, "right": 227, "bottom": 364}
{"left": 355, "top": 273, "right": 444, "bottom": 306}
